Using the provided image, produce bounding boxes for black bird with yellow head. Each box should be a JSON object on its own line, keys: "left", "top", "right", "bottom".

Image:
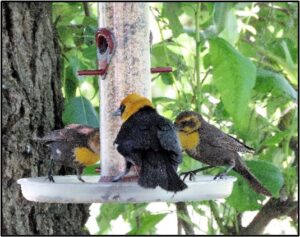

{"left": 113, "top": 93, "right": 187, "bottom": 192}
{"left": 175, "top": 111, "right": 272, "bottom": 196}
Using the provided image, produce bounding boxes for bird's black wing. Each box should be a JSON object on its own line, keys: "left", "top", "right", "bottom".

{"left": 156, "top": 116, "right": 182, "bottom": 165}
{"left": 114, "top": 114, "right": 155, "bottom": 153}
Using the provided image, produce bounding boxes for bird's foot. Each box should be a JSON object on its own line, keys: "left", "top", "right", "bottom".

{"left": 48, "top": 174, "right": 55, "bottom": 183}
{"left": 112, "top": 161, "right": 132, "bottom": 182}
{"left": 77, "top": 177, "right": 85, "bottom": 183}
{"left": 213, "top": 172, "right": 227, "bottom": 180}
{"left": 180, "top": 171, "right": 196, "bottom": 182}
{"left": 180, "top": 166, "right": 216, "bottom": 181}
{"left": 112, "top": 173, "right": 125, "bottom": 182}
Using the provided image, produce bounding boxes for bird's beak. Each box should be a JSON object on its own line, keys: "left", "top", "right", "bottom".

{"left": 112, "top": 108, "right": 122, "bottom": 116}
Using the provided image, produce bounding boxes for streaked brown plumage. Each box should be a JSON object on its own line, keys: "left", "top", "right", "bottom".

{"left": 175, "top": 111, "right": 271, "bottom": 196}
{"left": 37, "top": 124, "right": 100, "bottom": 182}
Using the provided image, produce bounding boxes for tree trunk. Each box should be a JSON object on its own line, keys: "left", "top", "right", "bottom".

{"left": 1, "top": 2, "right": 89, "bottom": 235}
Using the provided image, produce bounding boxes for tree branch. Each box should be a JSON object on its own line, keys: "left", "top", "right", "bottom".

{"left": 175, "top": 202, "right": 195, "bottom": 235}
{"left": 209, "top": 201, "right": 228, "bottom": 235}
{"left": 177, "top": 212, "right": 183, "bottom": 235}
{"left": 240, "top": 198, "right": 298, "bottom": 235}
{"left": 290, "top": 137, "right": 298, "bottom": 169}
{"left": 241, "top": 108, "right": 298, "bottom": 235}
{"left": 83, "top": 2, "right": 90, "bottom": 17}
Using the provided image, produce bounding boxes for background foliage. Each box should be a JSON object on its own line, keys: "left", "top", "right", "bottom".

{"left": 52, "top": 2, "right": 298, "bottom": 234}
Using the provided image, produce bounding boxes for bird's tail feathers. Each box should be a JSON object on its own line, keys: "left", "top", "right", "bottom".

{"left": 165, "top": 160, "right": 187, "bottom": 192}
{"left": 234, "top": 160, "right": 271, "bottom": 196}
{"left": 138, "top": 152, "right": 187, "bottom": 192}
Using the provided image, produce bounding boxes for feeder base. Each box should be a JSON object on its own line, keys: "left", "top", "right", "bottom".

{"left": 17, "top": 175, "right": 236, "bottom": 203}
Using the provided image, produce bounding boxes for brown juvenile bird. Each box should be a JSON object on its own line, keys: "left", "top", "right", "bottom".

{"left": 37, "top": 124, "right": 100, "bottom": 182}
{"left": 113, "top": 93, "right": 187, "bottom": 192}
{"left": 174, "top": 111, "right": 272, "bottom": 196}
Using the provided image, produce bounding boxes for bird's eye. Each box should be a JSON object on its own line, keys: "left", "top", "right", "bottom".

{"left": 120, "top": 104, "right": 125, "bottom": 113}
{"left": 181, "top": 121, "right": 188, "bottom": 126}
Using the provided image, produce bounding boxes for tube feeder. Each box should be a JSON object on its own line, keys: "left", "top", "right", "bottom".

{"left": 18, "top": 3, "right": 236, "bottom": 203}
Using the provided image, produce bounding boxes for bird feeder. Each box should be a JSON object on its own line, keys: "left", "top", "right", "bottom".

{"left": 18, "top": 2, "right": 236, "bottom": 203}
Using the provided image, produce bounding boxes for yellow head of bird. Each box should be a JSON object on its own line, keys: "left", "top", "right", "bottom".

{"left": 174, "top": 111, "right": 202, "bottom": 134}
{"left": 113, "top": 93, "right": 154, "bottom": 121}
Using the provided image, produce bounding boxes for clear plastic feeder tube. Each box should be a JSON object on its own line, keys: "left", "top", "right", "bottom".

{"left": 98, "top": 3, "right": 151, "bottom": 180}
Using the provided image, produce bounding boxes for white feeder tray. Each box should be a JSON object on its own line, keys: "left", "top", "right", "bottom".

{"left": 17, "top": 175, "right": 236, "bottom": 203}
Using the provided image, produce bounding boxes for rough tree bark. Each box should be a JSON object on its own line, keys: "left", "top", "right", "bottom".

{"left": 1, "top": 2, "right": 89, "bottom": 235}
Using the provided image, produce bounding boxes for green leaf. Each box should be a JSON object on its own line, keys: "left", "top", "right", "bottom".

{"left": 213, "top": 101, "right": 231, "bottom": 120}
{"left": 162, "top": 3, "right": 183, "bottom": 38}
{"left": 227, "top": 171, "right": 263, "bottom": 212}
{"left": 190, "top": 202, "right": 206, "bottom": 216}
{"left": 176, "top": 211, "right": 198, "bottom": 229}
{"left": 218, "top": 8, "right": 239, "bottom": 45}
{"left": 83, "top": 15, "right": 97, "bottom": 26}
{"left": 57, "top": 25, "right": 75, "bottom": 47}
{"left": 83, "top": 163, "right": 100, "bottom": 175}
{"left": 97, "top": 204, "right": 126, "bottom": 234}
{"left": 161, "top": 73, "right": 174, "bottom": 85}
{"left": 213, "top": 3, "right": 233, "bottom": 34}
{"left": 53, "top": 3, "right": 83, "bottom": 26}
{"left": 259, "top": 147, "right": 286, "bottom": 165}
{"left": 246, "top": 160, "right": 284, "bottom": 197}
{"left": 261, "top": 130, "right": 291, "bottom": 146}
{"left": 127, "top": 213, "right": 167, "bottom": 235}
{"left": 254, "top": 45, "right": 297, "bottom": 85}
{"left": 255, "top": 68, "right": 297, "bottom": 101}
{"left": 237, "top": 41, "right": 257, "bottom": 58}
{"left": 283, "top": 166, "right": 297, "bottom": 196}
{"left": 64, "top": 65, "right": 78, "bottom": 98}
{"left": 79, "top": 80, "right": 96, "bottom": 100}
{"left": 66, "top": 50, "right": 82, "bottom": 74}
{"left": 179, "top": 3, "right": 197, "bottom": 18}
{"left": 227, "top": 160, "right": 284, "bottom": 211}
{"left": 151, "top": 43, "right": 186, "bottom": 70}
{"left": 267, "top": 38, "right": 297, "bottom": 66}
{"left": 83, "top": 16, "right": 97, "bottom": 46}
{"left": 62, "top": 96, "right": 99, "bottom": 127}
{"left": 92, "top": 76, "right": 99, "bottom": 97}
{"left": 180, "top": 154, "right": 203, "bottom": 173}
{"left": 152, "top": 97, "right": 176, "bottom": 108}
{"left": 209, "top": 37, "right": 256, "bottom": 130}
{"left": 203, "top": 52, "right": 211, "bottom": 69}
{"left": 82, "top": 45, "right": 97, "bottom": 61}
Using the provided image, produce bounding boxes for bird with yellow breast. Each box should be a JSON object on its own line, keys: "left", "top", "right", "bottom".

{"left": 175, "top": 111, "right": 271, "bottom": 196}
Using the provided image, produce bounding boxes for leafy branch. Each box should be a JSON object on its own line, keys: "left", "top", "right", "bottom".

{"left": 149, "top": 6, "right": 189, "bottom": 105}
{"left": 209, "top": 201, "right": 229, "bottom": 234}
{"left": 240, "top": 198, "right": 298, "bottom": 235}
{"left": 194, "top": 2, "right": 201, "bottom": 112}
{"left": 175, "top": 202, "right": 195, "bottom": 235}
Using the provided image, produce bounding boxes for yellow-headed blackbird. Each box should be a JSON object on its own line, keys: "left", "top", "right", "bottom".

{"left": 38, "top": 124, "right": 100, "bottom": 182}
{"left": 112, "top": 93, "right": 187, "bottom": 192}
{"left": 174, "top": 111, "right": 272, "bottom": 196}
